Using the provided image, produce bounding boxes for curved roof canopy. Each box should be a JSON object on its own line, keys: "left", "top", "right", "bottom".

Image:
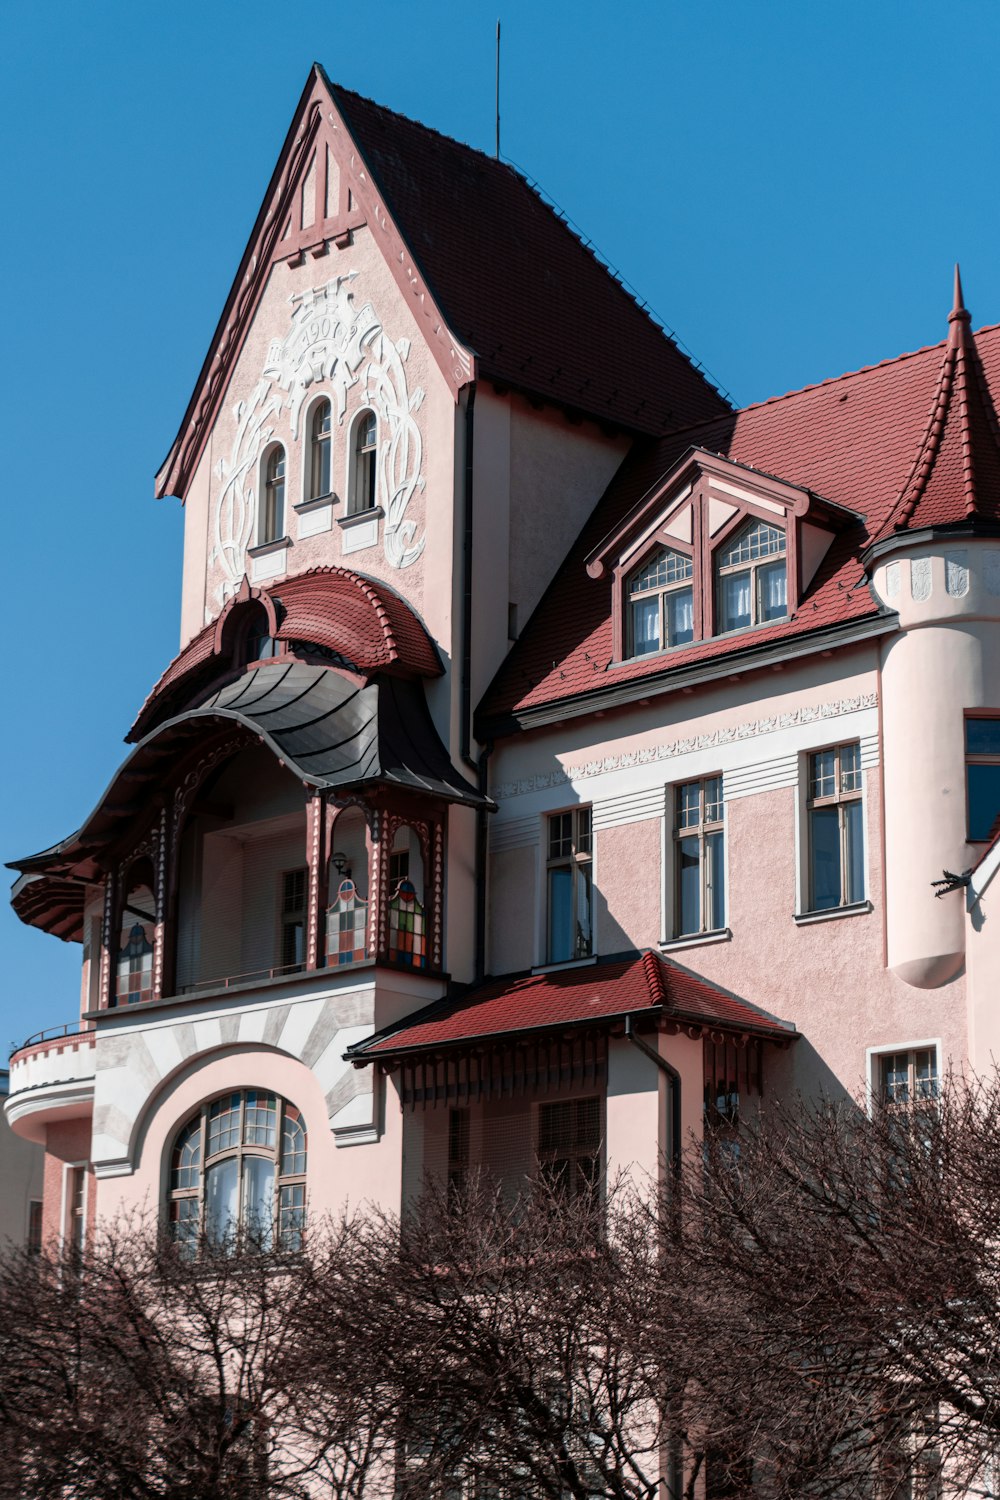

{"left": 130, "top": 568, "right": 442, "bottom": 741}
{"left": 10, "top": 661, "right": 487, "bottom": 943}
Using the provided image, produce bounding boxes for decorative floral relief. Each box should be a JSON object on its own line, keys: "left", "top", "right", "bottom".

{"left": 884, "top": 561, "right": 900, "bottom": 599}
{"left": 492, "top": 693, "right": 879, "bottom": 800}
{"left": 910, "top": 557, "right": 932, "bottom": 603}
{"left": 945, "top": 551, "right": 969, "bottom": 598}
{"left": 209, "top": 274, "right": 425, "bottom": 610}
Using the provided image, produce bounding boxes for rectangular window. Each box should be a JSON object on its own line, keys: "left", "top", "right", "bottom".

{"left": 67, "top": 1167, "right": 86, "bottom": 1259}
{"left": 965, "top": 716, "right": 1000, "bottom": 841}
{"left": 280, "top": 868, "right": 307, "bottom": 970}
{"left": 447, "top": 1107, "right": 470, "bottom": 1198}
{"left": 27, "top": 1200, "right": 42, "bottom": 1255}
{"left": 674, "top": 777, "right": 725, "bottom": 936}
{"left": 546, "top": 808, "right": 593, "bottom": 964}
{"left": 537, "top": 1097, "right": 601, "bottom": 1199}
{"left": 807, "top": 742, "right": 864, "bottom": 910}
{"left": 877, "top": 1047, "right": 939, "bottom": 1106}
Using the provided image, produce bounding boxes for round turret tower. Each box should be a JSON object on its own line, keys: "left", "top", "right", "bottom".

{"left": 869, "top": 270, "right": 1000, "bottom": 988}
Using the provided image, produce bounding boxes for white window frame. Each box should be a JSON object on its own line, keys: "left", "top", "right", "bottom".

{"left": 59, "top": 1160, "right": 89, "bottom": 1258}
{"left": 300, "top": 392, "right": 334, "bottom": 507}
{"left": 258, "top": 442, "right": 287, "bottom": 546}
{"left": 346, "top": 407, "right": 379, "bottom": 516}
{"left": 865, "top": 1039, "right": 942, "bottom": 1115}
{"left": 670, "top": 775, "right": 726, "bottom": 940}
{"left": 794, "top": 746, "right": 872, "bottom": 922}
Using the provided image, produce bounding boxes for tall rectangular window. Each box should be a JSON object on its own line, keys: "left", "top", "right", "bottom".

{"left": 27, "top": 1200, "right": 42, "bottom": 1256}
{"left": 965, "top": 716, "right": 1000, "bottom": 841}
{"left": 807, "top": 743, "right": 864, "bottom": 910}
{"left": 674, "top": 777, "right": 725, "bottom": 936}
{"left": 546, "top": 809, "right": 593, "bottom": 964}
{"left": 280, "top": 868, "right": 307, "bottom": 971}
{"left": 67, "top": 1167, "right": 86, "bottom": 1260}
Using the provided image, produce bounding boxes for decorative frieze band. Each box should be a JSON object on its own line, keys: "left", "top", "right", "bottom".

{"left": 492, "top": 693, "right": 879, "bottom": 802}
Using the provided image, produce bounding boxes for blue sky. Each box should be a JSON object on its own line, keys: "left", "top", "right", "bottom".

{"left": 2, "top": 0, "right": 999, "bottom": 1047}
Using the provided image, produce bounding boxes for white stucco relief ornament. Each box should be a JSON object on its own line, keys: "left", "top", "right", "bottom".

{"left": 265, "top": 275, "right": 426, "bottom": 570}
{"left": 210, "top": 380, "right": 283, "bottom": 608}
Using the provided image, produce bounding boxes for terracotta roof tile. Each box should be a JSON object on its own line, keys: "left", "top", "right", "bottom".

{"left": 328, "top": 79, "right": 730, "bottom": 435}
{"left": 129, "top": 567, "right": 441, "bottom": 741}
{"left": 351, "top": 950, "right": 796, "bottom": 1057}
{"left": 480, "top": 315, "right": 1000, "bottom": 726}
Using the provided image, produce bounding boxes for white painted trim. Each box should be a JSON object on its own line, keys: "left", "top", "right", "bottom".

{"left": 969, "top": 840, "right": 1000, "bottom": 904}
{"left": 299, "top": 390, "right": 336, "bottom": 509}
{"left": 60, "top": 1160, "right": 89, "bottom": 1259}
{"left": 793, "top": 901, "right": 872, "bottom": 926}
{"left": 343, "top": 405, "right": 378, "bottom": 517}
{"left": 659, "top": 928, "right": 732, "bottom": 954}
{"left": 864, "top": 1037, "right": 942, "bottom": 1115}
{"left": 617, "top": 483, "right": 694, "bottom": 571}
{"left": 532, "top": 956, "right": 599, "bottom": 977}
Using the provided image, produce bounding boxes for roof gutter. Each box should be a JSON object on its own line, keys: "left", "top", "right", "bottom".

{"left": 460, "top": 382, "right": 477, "bottom": 770}
{"left": 624, "top": 1014, "right": 681, "bottom": 1178}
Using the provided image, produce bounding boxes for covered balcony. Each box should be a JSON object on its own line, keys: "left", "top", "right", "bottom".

{"left": 8, "top": 574, "right": 489, "bottom": 1015}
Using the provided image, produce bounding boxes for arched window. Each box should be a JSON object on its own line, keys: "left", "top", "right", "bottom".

{"left": 716, "top": 520, "right": 787, "bottom": 633}
{"left": 115, "top": 857, "right": 155, "bottom": 1006}
{"left": 168, "top": 1089, "right": 307, "bottom": 1253}
{"left": 260, "top": 446, "right": 286, "bottom": 545}
{"left": 627, "top": 546, "right": 694, "bottom": 656}
{"left": 309, "top": 398, "right": 332, "bottom": 500}
{"left": 388, "top": 825, "right": 427, "bottom": 969}
{"left": 349, "top": 410, "right": 377, "bottom": 515}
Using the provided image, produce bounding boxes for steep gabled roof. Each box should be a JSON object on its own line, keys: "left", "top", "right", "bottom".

{"left": 876, "top": 267, "right": 1000, "bottom": 538}
{"left": 479, "top": 287, "right": 1000, "bottom": 731}
{"left": 325, "top": 75, "right": 729, "bottom": 435}
{"left": 157, "top": 67, "right": 729, "bottom": 499}
{"left": 346, "top": 950, "right": 797, "bottom": 1060}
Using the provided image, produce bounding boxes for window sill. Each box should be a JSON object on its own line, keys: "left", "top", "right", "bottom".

{"left": 794, "top": 900, "right": 872, "bottom": 926}
{"left": 246, "top": 535, "right": 291, "bottom": 559}
{"left": 660, "top": 927, "right": 731, "bottom": 953}
{"left": 294, "top": 492, "right": 337, "bottom": 514}
{"left": 337, "top": 505, "right": 384, "bottom": 531}
{"left": 532, "top": 955, "right": 599, "bottom": 976}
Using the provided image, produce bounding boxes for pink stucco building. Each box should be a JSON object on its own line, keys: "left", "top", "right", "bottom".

{"left": 8, "top": 66, "right": 1000, "bottom": 1264}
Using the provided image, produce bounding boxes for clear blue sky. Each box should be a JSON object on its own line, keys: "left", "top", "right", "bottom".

{"left": 2, "top": 0, "right": 999, "bottom": 1047}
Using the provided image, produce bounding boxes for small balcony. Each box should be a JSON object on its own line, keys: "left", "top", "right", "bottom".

{"left": 5, "top": 1023, "right": 96, "bottom": 1142}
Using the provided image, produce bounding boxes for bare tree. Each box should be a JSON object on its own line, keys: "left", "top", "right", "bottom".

{"left": 652, "top": 1077, "right": 1000, "bottom": 1499}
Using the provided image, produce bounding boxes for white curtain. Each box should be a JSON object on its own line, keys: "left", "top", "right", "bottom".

{"left": 722, "top": 572, "right": 751, "bottom": 630}
{"left": 668, "top": 588, "right": 694, "bottom": 644}
{"left": 762, "top": 561, "right": 787, "bottom": 619}
{"left": 205, "top": 1158, "right": 240, "bottom": 1243}
{"left": 631, "top": 597, "right": 660, "bottom": 654}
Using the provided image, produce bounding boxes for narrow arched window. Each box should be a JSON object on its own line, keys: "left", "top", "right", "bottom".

{"left": 168, "top": 1089, "right": 307, "bottom": 1254}
{"left": 627, "top": 546, "right": 694, "bottom": 657}
{"left": 309, "top": 399, "right": 332, "bottom": 500}
{"left": 349, "top": 410, "right": 377, "bottom": 515}
{"left": 260, "top": 446, "right": 286, "bottom": 544}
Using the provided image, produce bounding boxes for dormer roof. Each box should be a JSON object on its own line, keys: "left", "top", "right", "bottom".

{"left": 875, "top": 267, "right": 1000, "bottom": 540}
{"left": 157, "top": 66, "right": 729, "bottom": 500}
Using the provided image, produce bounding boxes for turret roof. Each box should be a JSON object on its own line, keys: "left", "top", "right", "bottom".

{"left": 875, "top": 267, "right": 1000, "bottom": 538}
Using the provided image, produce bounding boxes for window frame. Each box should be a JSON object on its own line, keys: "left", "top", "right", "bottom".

{"left": 964, "top": 711, "right": 1000, "bottom": 843}
{"left": 805, "top": 741, "right": 865, "bottom": 914}
{"left": 348, "top": 408, "right": 378, "bottom": 516}
{"left": 167, "top": 1089, "right": 308, "bottom": 1253}
{"left": 672, "top": 776, "right": 726, "bottom": 939}
{"left": 624, "top": 543, "right": 695, "bottom": 659}
{"left": 866, "top": 1041, "right": 941, "bottom": 1114}
{"left": 544, "top": 807, "right": 594, "bottom": 965}
{"left": 714, "top": 517, "right": 788, "bottom": 635}
{"left": 259, "top": 444, "right": 287, "bottom": 546}
{"left": 308, "top": 396, "right": 333, "bottom": 502}
{"left": 536, "top": 1094, "right": 604, "bottom": 1201}
{"left": 279, "top": 866, "right": 308, "bottom": 973}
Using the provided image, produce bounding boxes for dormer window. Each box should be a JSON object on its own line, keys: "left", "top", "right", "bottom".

{"left": 260, "top": 446, "right": 286, "bottom": 545}
{"left": 309, "top": 399, "right": 332, "bottom": 500}
{"left": 627, "top": 547, "right": 694, "bottom": 656}
{"left": 716, "top": 520, "right": 787, "bottom": 633}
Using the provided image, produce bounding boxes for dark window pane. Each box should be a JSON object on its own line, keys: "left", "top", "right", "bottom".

{"left": 810, "top": 805, "right": 842, "bottom": 910}
{"left": 966, "top": 718, "right": 1000, "bottom": 755}
{"left": 677, "top": 836, "right": 701, "bottom": 934}
{"left": 706, "top": 830, "right": 725, "bottom": 930}
{"left": 968, "top": 762, "right": 1000, "bottom": 840}
{"left": 547, "top": 866, "right": 573, "bottom": 963}
{"left": 575, "top": 863, "right": 593, "bottom": 957}
{"left": 844, "top": 799, "right": 865, "bottom": 903}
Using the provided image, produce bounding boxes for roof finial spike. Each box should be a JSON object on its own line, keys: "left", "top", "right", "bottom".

{"left": 949, "top": 261, "right": 972, "bottom": 346}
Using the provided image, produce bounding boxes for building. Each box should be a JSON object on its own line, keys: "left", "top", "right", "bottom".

{"left": 7, "top": 63, "right": 1000, "bottom": 1260}
{"left": 0, "top": 1072, "right": 43, "bottom": 1253}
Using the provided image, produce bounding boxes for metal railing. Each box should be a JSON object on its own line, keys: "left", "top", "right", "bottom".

{"left": 10, "top": 1020, "right": 95, "bottom": 1059}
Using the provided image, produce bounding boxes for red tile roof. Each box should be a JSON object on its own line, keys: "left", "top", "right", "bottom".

{"left": 479, "top": 304, "right": 1000, "bottom": 728}
{"left": 876, "top": 269, "right": 1000, "bottom": 538}
{"left": 325, "top": 75, "right": 730, "bottom": 436}
{"left": 351, "top": 951, "right": 796, "bottom": 1058}
{"left": 129, "top": 567, "right": 441, "bottom": 741}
